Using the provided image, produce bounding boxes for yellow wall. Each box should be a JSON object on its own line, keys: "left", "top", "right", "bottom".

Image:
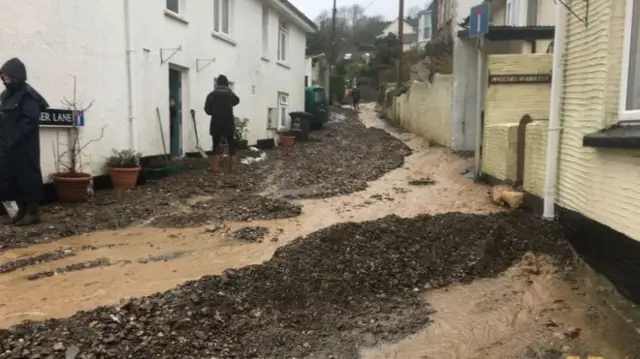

{"left": 390, "top": 75, "right": 453, "bottom": 146}
{"left": 482, "top": 54, "right": 552, "bottom": 181}
{"left": 524, "top": 120, "right": 548, "bottom": 197}
{"left": 558, "top": 0, "right": 640, "bottom": 241}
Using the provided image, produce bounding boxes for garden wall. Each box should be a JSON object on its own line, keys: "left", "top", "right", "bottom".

{"left": 386, "top": 75, "right": 453, "bottom": 146}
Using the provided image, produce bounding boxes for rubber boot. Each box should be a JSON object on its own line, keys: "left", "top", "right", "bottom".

{"left": 210, "top": 155, "right": 220, "bottom": 172}
{"left": 15, "top": 202, "right": 40, "bottom": 226}
{"left": 230, "top": 155, "right": 239, "bottom": 171}
{"left": 2, "top": 202, "right": 26, "bottom": 225}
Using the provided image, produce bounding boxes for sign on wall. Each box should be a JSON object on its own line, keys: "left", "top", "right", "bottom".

{"left": 40, "top": 109, "right": 85, "bottom": 128}
{"left": 488, "top": 74, "right": 552, "bottom": 85}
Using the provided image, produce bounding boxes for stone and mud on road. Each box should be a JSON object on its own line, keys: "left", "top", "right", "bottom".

{"left": 1, "top": 104, "right": 639, "bottom": 358}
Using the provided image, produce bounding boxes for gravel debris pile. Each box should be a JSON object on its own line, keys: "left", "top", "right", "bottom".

{"left": 231, "top": 226, "right": 269, "bottom": 242}
{"left": 0, "top": 109, "right": 408, "bottom": 249}
{"left": 0, "top": 211, "right": 573, "bottom": 358}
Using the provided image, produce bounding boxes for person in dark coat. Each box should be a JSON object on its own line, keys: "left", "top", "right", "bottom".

{"left": 0, "top": 58, "right": 48, "bottom": 225}
{"left": 204, "top": 75, "right": 239, "bottom": 172}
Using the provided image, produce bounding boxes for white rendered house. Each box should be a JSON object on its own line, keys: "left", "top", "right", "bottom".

{"left": 0, "top": 0, "right": 316, "bottom": 180}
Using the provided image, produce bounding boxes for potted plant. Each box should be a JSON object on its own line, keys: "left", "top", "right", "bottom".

{"left": 234, "top": 117, "right": 250, "bottom": 150}
{"left": 106, "top": 149, "right": 142, "bottom": 190}
{"left": 277, "top": 127, "right": 295, "bottom": 153}
{"left": 50, "top": 76, "right": 106, "bottom": 203}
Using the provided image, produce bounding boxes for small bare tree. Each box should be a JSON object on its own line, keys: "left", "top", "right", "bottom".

{"left": 52, "top": 76, "right": 106, "bottom": 177}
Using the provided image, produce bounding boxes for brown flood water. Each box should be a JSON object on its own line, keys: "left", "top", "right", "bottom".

{"left": 2, "top": 104, "right": 639, "bottom": 358}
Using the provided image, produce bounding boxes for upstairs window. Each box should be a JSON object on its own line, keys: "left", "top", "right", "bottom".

{"left": 214, "top": 0, "right": 231, "bottom": 35}
{"left": 166, "top": 0, "right": 180, "bottom": 13}
{"left": 278, "top": 20, "right": 288, "bottom": 62}
{"left": 262, "top": 5, "right": 269, "bottom": 55}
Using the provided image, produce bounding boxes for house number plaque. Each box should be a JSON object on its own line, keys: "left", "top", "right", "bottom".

{"left": 488, "top": 74, "right": 552, "bottom": 85}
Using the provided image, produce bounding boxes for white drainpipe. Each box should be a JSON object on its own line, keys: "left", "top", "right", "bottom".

{"left": 124, "top": 0, "right": 139, "bottom": 151}
{"left": 543, "top": 1, "right": 567, "bottom": 219}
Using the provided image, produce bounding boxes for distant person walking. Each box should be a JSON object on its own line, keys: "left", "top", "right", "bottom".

{"left": 204, "top": 75, "right": 240, "bottom": 172}
{"left": 0, "top": 58, "right": 49, "bottom": 226}
{"left": 351, "top": 84, "right": 361, "bottom": 111}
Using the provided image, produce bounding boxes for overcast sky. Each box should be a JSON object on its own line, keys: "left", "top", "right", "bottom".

{"left": 289, "top": 0, "right": 431, "bottom": 21}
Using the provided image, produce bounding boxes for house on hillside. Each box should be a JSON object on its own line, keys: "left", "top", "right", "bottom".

{"left": 0, "top": 0, "right": 316, "bottom": 181}
{"left": 305, "top": 53, "right": 329, "bottom": 88}
{"left": 417, "top": 2, "right": 436, "bottom": 50}
{"left": 377, "top": 18, "right": 418, "bottom": 52}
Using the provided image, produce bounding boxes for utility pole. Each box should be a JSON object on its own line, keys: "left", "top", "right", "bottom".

{"left": 397, "top": 0, "right": 404, "bottom": 86}
{"left": 330, "top": 0, "right": 337, "bottom": 103}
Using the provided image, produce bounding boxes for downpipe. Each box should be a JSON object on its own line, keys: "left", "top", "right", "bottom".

{"left": 124, "top": 0, "right": 139, "bottom": 151}
{"left": 542, "top": 1, "right": 567, "bottom": 219}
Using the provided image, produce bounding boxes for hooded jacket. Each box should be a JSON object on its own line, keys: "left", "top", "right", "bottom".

{"left": 204, "top": 78, "right": 240, "bottom": 137}
{"left": 0, "top": 58, "right": 48, "bottom": 202}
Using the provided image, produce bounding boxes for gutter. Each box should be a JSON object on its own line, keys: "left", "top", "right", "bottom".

{"left": 124, "top": 0, "right": 139, "bottom": 151}
{"left": 543, "top": 1, "right": 567, "bottom": 219}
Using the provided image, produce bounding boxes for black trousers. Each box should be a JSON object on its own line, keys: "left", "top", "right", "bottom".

{"left": 212, "top": 135, "right": 237, "bottom": 155}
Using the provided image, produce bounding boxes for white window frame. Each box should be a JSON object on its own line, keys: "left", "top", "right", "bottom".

{"left": 422, "top": 12, "right": 432, "bottom": 41}
{"left": 166, "top": 0, "right": 181, "bottom": 14}
{"left": 619, "top": 0, "right": 640, "bottom": 122}
{"left": 278, "top": 92, "right": 289, "bottom": 128}
{"left": 505, "top": 0, "right": 527, "bottom": 26}
{"left": 262, "top": 5, "right": 269, "bottom": 56}
{"left": 278, "top": 20, "right": 289, "bottom": 63}
{"left": 213, "top": 0, "right": 232, "bottom": 36}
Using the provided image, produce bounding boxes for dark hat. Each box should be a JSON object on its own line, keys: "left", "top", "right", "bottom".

{"left": 217, "top": 74, "right": 229, "bottom": 86}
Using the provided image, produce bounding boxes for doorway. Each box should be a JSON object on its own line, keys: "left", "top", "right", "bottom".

{"left": 168, "top": 68, "right": 183, "bottom": 157}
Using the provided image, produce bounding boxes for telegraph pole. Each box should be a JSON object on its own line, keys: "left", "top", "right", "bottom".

{"left": 397, "top": 0, "right": 404, "bottom": 86}
{"left": 330, "top": 0, "right": 337, "bottom": 103}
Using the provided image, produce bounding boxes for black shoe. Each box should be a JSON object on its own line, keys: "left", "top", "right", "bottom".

{"left": 15, "top": 202, "right": 40, "bottom": 226}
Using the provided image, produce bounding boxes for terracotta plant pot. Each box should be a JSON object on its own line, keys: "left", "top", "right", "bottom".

{"left": 108, "top": 166, "right": 141, "bottom": 190}
{"left": 51, "top": 172, "right": 93, "bottom": 203}
{"left": 279, "top": 132, "right": 295, "bottom": 148}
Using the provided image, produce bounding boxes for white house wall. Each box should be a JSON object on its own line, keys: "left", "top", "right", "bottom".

{"left": 0, "top": 0, "right": 309, "bottom": 181}
{"left": 0, "top": 0, "right": 130, "bottom": 180}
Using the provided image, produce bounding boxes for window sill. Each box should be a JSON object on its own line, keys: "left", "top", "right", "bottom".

{"left": 583, "top": 124, "right": 640, "bottom": 149}
{"left": 164, "top": 10, "right": 189, "bottom": 25}
{"left": 276, "top": 60, "right": 290, "bottom": 69}
{"left": 211, "top": 31, "right": 236, "bottom": 46}
{"left": 261, "top": 56, "right": 270, "bottom": 62}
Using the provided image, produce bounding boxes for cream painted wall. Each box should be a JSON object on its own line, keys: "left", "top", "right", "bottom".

{"left": 388, "top": 75, "right": 454, "bottom": 147}
{"left": 557, "top": 0, "right": 640, "bottom": 242}
{"left": 482, "top": 54, "right": 552, "bottom": 181}
{"left": 0, "top": 0, "right": 311, "bottom": 181}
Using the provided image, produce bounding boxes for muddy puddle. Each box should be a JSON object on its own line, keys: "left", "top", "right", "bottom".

{"left": 362, "top": 254, "right": 640, "bottom": 358}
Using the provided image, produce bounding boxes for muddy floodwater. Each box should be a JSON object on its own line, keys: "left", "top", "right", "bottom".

{"left": 1, "top": 104, "right": 639, "bottom": 358}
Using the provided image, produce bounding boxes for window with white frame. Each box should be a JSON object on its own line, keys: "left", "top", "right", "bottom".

{"left": 214, "top": 0, "right": 231, "bottom": 35}
{"left": 262, "top": 5, "right": 269, "bottom": 55}
{"left": 422, "top": 12, "right": 432, "bottom": 41}
{"left": 278, "top": 20, "right": 288, "bottom": 62}
{"left": 505, "top": 0, "right": 527, "bottom": 26}
{"left": 278, "top": 92, "right": 289, "bottom": 127}
{"left": 166, "top": 0, "right": 180, "bottom": 13}
{"left": 621, "top": 0, "right": 640, "bottom": 120}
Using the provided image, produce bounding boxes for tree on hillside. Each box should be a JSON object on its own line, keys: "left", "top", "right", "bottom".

{"left": 305, "top": 5, "right": 387, "bottom": 62}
